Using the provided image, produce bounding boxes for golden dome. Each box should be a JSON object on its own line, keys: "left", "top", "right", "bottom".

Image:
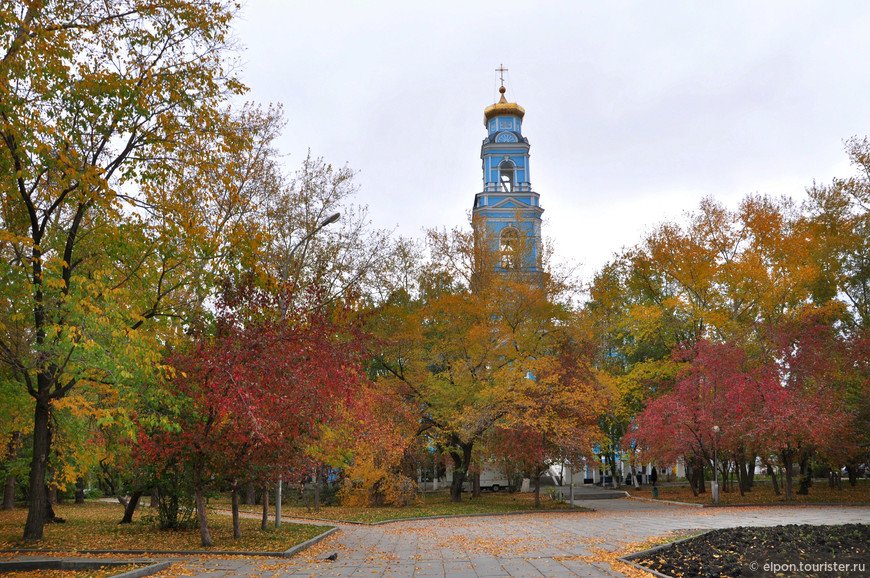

{"left": 484, "top": 86, "right": 525, "bottom": 125}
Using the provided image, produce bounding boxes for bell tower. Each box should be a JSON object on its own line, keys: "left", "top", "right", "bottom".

{"left": 472, "top": 70, "right": 544, "bottom": 272}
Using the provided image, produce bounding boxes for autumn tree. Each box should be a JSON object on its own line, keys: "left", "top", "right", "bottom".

{"left": 0, "top": 0, "right": 285, "bottom": 540}
{"left": 369, "top": 223, "right": 596, "bottom": 502}
{"left": 135, "top": 278, "right": 365, "bottom": 546}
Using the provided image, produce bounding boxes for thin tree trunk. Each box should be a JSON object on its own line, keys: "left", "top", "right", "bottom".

{"left": 243, "top": 481, "right": 256, "bottom": 505}
{"left": 119, "top": 491, "right": 143, "bottom": 524}
{"left": 687, "top": 461, "right": 699, "bottom": 497}
{"left": 150, "top": 487, "right": 159, "bottom": 508}
{"left": 231, "top": 482, "right": 240, "bottom": 539}
{"left": 74, "top": 478, "right": 85, "bottom": 504}
{"left": 472, "top": 471, "right": 481, "bottom": 498}
{"left": 261, "top": 484, "right": 269, "bottom": 531}
{"left": 797, "top": 454, "right": 811, "bottom": 495}
{"left": 3, "top": 432, "right": 21, "bottom": 510}
{"left": 193, "top": 469, "right": 212, "bottom": 547}
{"left": 747, "top": 458, "right": 755, "bottom": 488}
{"left": 3, "top": 474, "right": 15, "bottom": 510}
{"left": 767, "top": 463, "right": 780, "bottom": 496}
{"left": 314, "top": 468, "right": 320, "bottom": 512}
{"left": 631, "top": 464, "right": 640, "bottom": 490}
{"left": 694, "top": 459, "right": 706, "bottom": 494}
{"left": 735, "top": 457, "right": 746, "bottom": 497}
{"left": 533, "top": 465, "right": 541, "bottom": 507}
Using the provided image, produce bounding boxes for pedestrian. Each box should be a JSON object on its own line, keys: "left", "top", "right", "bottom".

{"left": 650, "top": 466, "right": 658, "bottom": 487}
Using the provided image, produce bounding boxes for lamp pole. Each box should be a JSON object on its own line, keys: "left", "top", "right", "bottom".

{"left": 275, "top": 212, "right": 340, "bottom": 529}
{"left": 712, "top": 425, "right": 720, "bottom": 504}
{"left": 280, "top": 212, "right": 341, "bottom": 282}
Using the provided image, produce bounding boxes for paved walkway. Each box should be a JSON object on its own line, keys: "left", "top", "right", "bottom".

{"left": 12, "top": 499, "right": 870, "bottom": 577}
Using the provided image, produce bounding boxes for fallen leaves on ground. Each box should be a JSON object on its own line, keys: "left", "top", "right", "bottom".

{"left": 211, "top": 490, "right": 580, "bottom": 523}
{"left": 0, "top": 502, "right": 327, "bottom": 552}
{"left": 630, "top": 479, "right": 870, "bottom": 505}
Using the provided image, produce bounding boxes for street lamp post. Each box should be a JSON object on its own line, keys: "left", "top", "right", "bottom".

{"left": 280, "top": 212, "right": 341, "bottom": 282}
{"left": 712, "top": 425, "right": 720, "bottom": 504}
{"left": 275, "top": 212, "right": 340, "bottom": 529}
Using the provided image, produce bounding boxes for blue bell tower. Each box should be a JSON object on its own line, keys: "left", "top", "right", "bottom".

{"left": 472, "top": 77, "right": 544, "bottom": 272}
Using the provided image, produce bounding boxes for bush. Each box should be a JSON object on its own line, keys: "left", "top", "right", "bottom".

{"left": 339, "top": 472, "right": 419, "bottom": 507}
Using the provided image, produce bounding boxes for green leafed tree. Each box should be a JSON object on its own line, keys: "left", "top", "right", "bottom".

{"left": 0, "top": 0, "right": 281, "bottom": 540}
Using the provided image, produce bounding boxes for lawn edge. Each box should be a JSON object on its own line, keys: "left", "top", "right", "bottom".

{"left": 283, "top": 526, "right": 339, "bottom": 558}
{"left": 0, "top": 559, "right": 171, "bottom": 578}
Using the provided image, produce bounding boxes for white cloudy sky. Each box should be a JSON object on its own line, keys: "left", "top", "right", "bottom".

{"left": 231, "top": 1, "right": 870, "bottom": 281}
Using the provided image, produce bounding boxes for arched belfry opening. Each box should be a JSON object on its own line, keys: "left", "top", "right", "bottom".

{"left": 499, "top": 160, "right": 515, "bottom": 193}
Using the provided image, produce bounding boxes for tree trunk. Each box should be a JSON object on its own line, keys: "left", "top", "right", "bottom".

{"left": 193, "top": 469, "right": 212, "bottom": 547}
{"left": 694, "top": 460, "right": 706, "bottom": 494}
{"left": 686, "top": 461, "right": 699, "bottom": 496}
{"left": 533, "top": 466, "right": 541, "bottom": 508}
{"left": 472, "top": 471, "right": 481, "bottom": 498}
{"left": 3, "top": 432, "right": 21, "bottom": 510}
{"left": 631, "top": 464, "right": 640, "bottom": 490}
{"left": 231, "top": 482, "right": 241, "bottom": 539}
{"left": 797, "top": 454, "right": 811, "bottom": 495}
{"left": 23, "top": 395, "right": 52, "bottom": 540}
{"left": 766, "top": 463, "right": 780, "bottom": 496}
{"left": 846, "top": 465, "right": 858, "bottom": 487}
{"left": 243, "top": 481, "right": 256, "bottom": 505}
{"left": 3, "top": 473, "right": 14, "bottom": 510}
{"left": 261, "top": 484, "right": 269, "bottom": 531}
{"left": 782, "top": 450, "right": 794, "bottom": 501}
{"left": 449, "top": 441, "right": 473, "bottom": 503}
{"left": 735, "top": 457, "right": 745, "bottom": 497}
{"left": 74, "top": 478, "right": 85, "bottom": 504}
{"left": 119, "top": 491, "right": 143, "bottom": 524}
{"left": 314, "top": 468, "right": 320, "bottom": 512}
{"left": 150, "top": 487, "right": 159, "bottom": 508}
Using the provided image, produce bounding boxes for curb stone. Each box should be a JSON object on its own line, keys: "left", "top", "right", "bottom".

{"left": 283, "top": 526, "right": 339, "bottom": 557}
{"left": 0, "top": 559, "right": 171, "bottom": 577}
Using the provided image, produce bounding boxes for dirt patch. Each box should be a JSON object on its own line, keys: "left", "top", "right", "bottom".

{"left": 631, "top": 524, "right": 869, "bottom": 577}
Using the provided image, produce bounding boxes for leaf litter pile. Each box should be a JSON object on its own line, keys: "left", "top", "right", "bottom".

{"left": 632, "top": 524, "right": 869, "bottom": 577}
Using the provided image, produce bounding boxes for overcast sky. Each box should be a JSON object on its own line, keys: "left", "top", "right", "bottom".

{"left": 231, "top": 1, "right": 870, "bottom": 281}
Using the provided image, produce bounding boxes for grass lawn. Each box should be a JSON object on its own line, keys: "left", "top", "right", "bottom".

{"left": 629, "top": 479, "right": 870, "bottom": 505}
{"left": 0, "top": 501, "right": 328, "bottom": 553}
{"left": 212, "top": 490, "right": 579, "bottom": 524}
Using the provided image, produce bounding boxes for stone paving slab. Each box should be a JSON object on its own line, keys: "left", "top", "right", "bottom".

{"left": 11, "top": 498, "right": 869, "bottom": 577}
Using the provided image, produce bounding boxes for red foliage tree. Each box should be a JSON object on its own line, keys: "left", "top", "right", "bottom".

{"left": 135, "top": 280, "right": 365, "bottom": 545}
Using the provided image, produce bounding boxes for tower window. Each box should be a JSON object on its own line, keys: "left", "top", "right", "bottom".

{"left": 499, "top": 161, "right": 514, "bottom": 193}
{"left": 500, "top": 227, "right": 520, "bottom": 269}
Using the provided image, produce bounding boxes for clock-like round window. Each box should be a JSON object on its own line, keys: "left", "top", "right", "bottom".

{"left": 496, "top": 132, "right": 518, "bottom": 143}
